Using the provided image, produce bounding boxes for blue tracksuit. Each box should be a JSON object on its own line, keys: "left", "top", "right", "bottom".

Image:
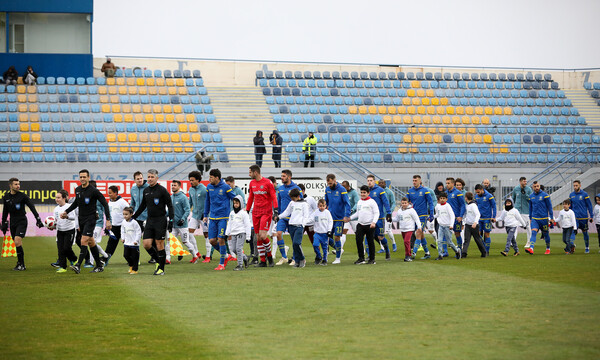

{"left": 204, "top": 180, "right": 236, "bottom": 240}
{"left": 130, "top": 182, "right": 149, "bottom": 222}
{"left": 446, "top": 186, "right": 465, "bottom": 246}
{"left": 528, "top": 190, "right": 553, "bottom": 250}
{"left": 569, "top": 189, "right": 594, "bottom": 247}
{"left": 347, "top": 188, "right": 359, "bottom": 215}
{"left": 369, "top": 184, "right": 392, "bottom": 255}
{"left": 475, "top": 189, "right": 496, "bottom": 252}
{"left": 325, "top": 182, "right": 350, "bottom": 259}
{"left": 188, "top": 183, "right": 207, "bottom": 221}
{"left": 383, "top": 187, "right": 396, "bottom": 216}
{"left": 171, "top": 191, "right": 190, "bottom": 229}
{"left": 275, "top": 181, "right": 301, "bottom": 258}
{"left": 407, "top": 185, "right": 435, "bottom": 255}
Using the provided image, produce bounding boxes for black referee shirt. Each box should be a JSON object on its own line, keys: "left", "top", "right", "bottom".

{"left": 133, "top": 183, "right": 174, "bottom": 220}
{"left": 65, "top": 185, "right": 111, "bottom": 221}
{"left": 2, "top": 191, "right": 40, "bottom": 223}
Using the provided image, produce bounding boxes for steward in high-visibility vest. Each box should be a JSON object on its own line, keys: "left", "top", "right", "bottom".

{"left": 302, "top": 132, "right": 317, "bottom": 168}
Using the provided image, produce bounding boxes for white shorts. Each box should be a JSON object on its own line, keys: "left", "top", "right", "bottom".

{"left": 384, "top": 220, "right": 393, "bottom": 233}
{"left": 425, "top": 220, "right": 435, "bottom": 232}
{"left": 267, "top": 221, "right": 277, "bottom": 237}
{"left": 344, "top": 220, "right": 358, "bottom": 233}
{"left": 188, "top": 218, "right": 206, "bottom": 233}
{"left": 171, "top": 227, "right": 186, "bottom": 237}
{"left": 93, "top": 226, "right": 104, "bottom": 243}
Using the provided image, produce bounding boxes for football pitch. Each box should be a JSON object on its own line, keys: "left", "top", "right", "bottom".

{"left": 1, "top": 234, "right": 599, "bottom": 360}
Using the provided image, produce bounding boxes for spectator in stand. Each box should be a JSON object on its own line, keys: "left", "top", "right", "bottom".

{"left": 3, "top": 66, "right": 18, "bottom": 85}
{"left": 253, "top": 131, "right": 266, "bottom": 167}
{"left": 101, "top": 57, "right": 117, "bottom": 78}
{"left": 22, "top": 66, "right": 38, "bottom": 85}
{"left": 269, "top": 130, "right": 283, "bottom": 168}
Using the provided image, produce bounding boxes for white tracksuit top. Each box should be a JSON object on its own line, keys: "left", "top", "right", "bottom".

{"left": 350, "top": 198, "right": 379, "bottom": 226}
{"left": 393, "top": 207, "right": 420, "bottom": 232}
{"left": 109, "top": 198, "right": 129, "bottom": 226}
{"left": 280, "top": 200, "right": 311, "bottom": 227}
{"left": 497, "top": 208, "right": 527, "bottom": 228}
{"left": 122, "top": 219, "right": 142, "bottom": 246}
{"left": 225, "top": 209, "right": 252, "bottom": 239}
{"left": 304, "top": 196, "right": 318, "bottom": 226}
{"left": 54, "top": 203, "right": 77, "bottom": 231}
{"left": 555, "top": 209, "right": 577, "bottom": 230}
{"left": 464, "top": 202, "right": 481, "bottom": 225}
{"left": 435, "top": 202, "right": 455, "bottom": 227}
{"left": 312, "top": 208, "right": 333, "bottom": 234}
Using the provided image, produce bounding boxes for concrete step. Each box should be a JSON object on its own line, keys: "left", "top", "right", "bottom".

{"left": 564, "top": 89, "right": 600, "bottom": 132}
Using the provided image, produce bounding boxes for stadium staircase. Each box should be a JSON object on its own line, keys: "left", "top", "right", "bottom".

{"left": 564, "top": 89, "right": 600, "bottom": 132}
{"left": 206, "top": 86, "right": 281, "bottom": 166}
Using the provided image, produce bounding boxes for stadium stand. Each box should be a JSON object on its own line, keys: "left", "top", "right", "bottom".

{"left": 0, "top": 69, "right": 223, "bottom": 163}
{"left": 259, "top": 71, "right": 600, "bottom": 165}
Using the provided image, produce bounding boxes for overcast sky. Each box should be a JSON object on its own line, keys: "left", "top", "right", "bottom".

{"left": 93, "top": 0, "right": 599, "bottom": 69}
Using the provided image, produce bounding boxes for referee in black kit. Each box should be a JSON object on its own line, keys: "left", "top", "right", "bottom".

{"left": 1, "top": 177, "right": 44, "bottom": 271}
{"left": 61, "top": 169, "right": 112, "bottom": 274}
{"left": 132, "top": 169, "right": 174, "bottom": 276}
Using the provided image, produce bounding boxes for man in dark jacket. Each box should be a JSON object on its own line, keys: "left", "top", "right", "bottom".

{"left": 253, "top": 131, "right": 266, "bottom": 167}
{"left": 269, "top": 130, "right": 283, "bottom": 168}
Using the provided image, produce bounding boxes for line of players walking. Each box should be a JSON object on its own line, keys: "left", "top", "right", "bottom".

{"left": 2, "top": 169, "right": 600, "bottom": 273}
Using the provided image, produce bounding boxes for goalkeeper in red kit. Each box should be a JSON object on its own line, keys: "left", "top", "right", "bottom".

{"left": 246, "top": 165, "right": 278, "bottom": 267}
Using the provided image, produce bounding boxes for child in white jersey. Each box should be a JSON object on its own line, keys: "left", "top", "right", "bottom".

{"left": 555, "top": 199, "right": 578, "bottom": 254}
{"left": 121, "top": 207, "right": 142, "bottom": 274}
{"left": 312, "top": 198, "right": 333, "bottom": 265}
{"left": 53, "top": 190, "right": 79, "bottom": 273}
{"left": 434, "top": 192, "right": 461, "bottom": 260}
{"left": 350, "top": 185, "right": 380, "bottom": 265}
{"left": 593, "top": 196, "right": 600, "bottom": 253}
{"left": 463, "top": 192, "right": 487, "bottom": 258}
{"left": 225, "top": 196, "right": 251, "bottom": 270}
{"left": 497, "top": 198, "right": 527, "bottom": 256}
{"left": 278, "top": 189, "right": 311, "bottom": 268}
{"left": 393, "top": 197, "right": 420, "bottom": 262}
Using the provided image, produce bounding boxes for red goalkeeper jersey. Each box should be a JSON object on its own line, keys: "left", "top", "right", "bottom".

{"left": 246, "top": 177, "right": 278, "bottom": 216}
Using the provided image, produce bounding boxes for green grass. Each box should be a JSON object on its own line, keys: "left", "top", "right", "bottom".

{"left": 1, "top": 234, "right": 599, "bottom": 360}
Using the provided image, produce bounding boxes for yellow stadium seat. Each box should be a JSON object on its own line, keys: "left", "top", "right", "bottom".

{"left": 166, "top": 79, "right": 175, "bottom": 86}
{"left": 413, "top": 135, "right": 423, "bottom": 143}
{"left": 99, "top": 95, "right": 109, "bottom": 103}
{"left": 148, "top": 87, "right": 158, "bottom": 95}
{"left": 128, "top": 144, "right": 139, "bottom": 153}
{"left": 454, "top": 135, "right": 463, "bottom": 143}
{"left": 458, "top": 127, "right": 466, "bottom": 134}
{"left": 18, "top": 104, "right": 27, "bottom": 112}
{"left": 358, "top": 106, "right": 367, "bottom": 114}
{"left": 124, "top": 114, "right": 133, "bottom": 123}
{"left": 402, "top": 98, "right": 411, "bottom": 106}
{"left": 17, "top": 85, "right": 26, "bottom": 94}
{"left": 117, "top": 133, "right": 126, "bottom": 142}
{"left": 132, "top": 105, "right": 141, "bottom": 113}
{"left": 411, "top": 98, "right": 421, "bottom": 106}
{"left": 489, "top": 146, "right": 498, "bottom": 154}
{"left": 141, "top": 143, "right": 151, "bottom": 153}
{"left": 436, "top": 106, "right": 445, "bottom": 115}
{"left": 461, "top": 116, "right": 470, "bottom": 124}
{"left": 423, "top": 134, "right": 433, "bottom": 143}
{"left": 155, "top": 114, "right": 165, "bottom": 123}
{"left": 152, "top": 105, "right": 162, "bottom": 113}
{"left": 29, "top": 113, "right": 39, "bottom": 122}
{"left": 393, "top": 115, "right": 402, "bottom": 124}
{"left": 467, "top": 127, "right": 476, "bottom": 134}
{"left": 433, "top": 134, "right": 443, "bottom": 143}
{"left": 428, "top": 127, "right": 437, "bottom": 134}
{"left": 440, "top": 98, "right": 449, "bottom": 106}
{"left": 421, "top": 98, "right": 430, "bottom": 106}
{"left": 126, "top": 78, "right": 135, "bottom": 86}
{"left": 181, "top": 134, "right": 190, "bottom": 142}
{"left": 155, "top": 78, "right": 165, "bottom": 86}
{"left": 105, "top": 133, "right": 116, "bottom": 142}
{"left": 160, "top": 133, "right": 169, "bottom": 142}
{"left": 178, "top": 87, "right": 188, "bottom": 96}
{"left": 425, "top": 89, "right": 434, "bottom": 97}
{"left": 162, "top": 145, "right": 172, "bottom": 153}
{"left": 377, "top": 106, "right": 387, "bottom": 114}
{"left": 446, "top": 106, "right": 455, "bottom": 115}
{"left": 165, "top": 115, "right": 175, "bottom": 123}
{"left": 398, "top": 146, "right": 408, "bottom": 153}
{"left": 484, "top": 107, "right": 493, "bottom": 115}
{"left": 493, "top": 107, "right": 502, "bottom": 115}
{"left": 383, "top": 115, "right": 392, "bottom": 124}
{"left": 192, "top": 133, "right": 201, "bottom": 142}
{"left": 136, "top": 78, "right": 145, "bottom": 86}
{"left": 173, "top": 105, "right": 182, "bottom": 114}
{"left": 407, "top": 106, "right": 416, "bottom": 115}
{"left": 475, "top": 107, "right": 484, "bottom": 115}
{"left": 416, "top": 89, "right": 425, "bottom": 97}
{"left": 138, "top": 87, "right": 147, "bottom": 95}
{"left": 158, "top": 87, "right": 167, "bottom": 95}
{"left": 146, "top": 78, "right": 155, "bottom": 86}
{"left": 122, "top": 104, "right": 132, "bottom": 113}
{"left": 101, "top": 104, "right": 111, "bottom": 113}
{"left": 422, "top": 115, "right": 432, "bottom": 124}
{"left": 134, "top": 114, "right": 143, "bottom": 123}
{"left": 397, "top": 106, "right": 406, "bottom": 114}
{"left": 19, "top": 123, "right": 29, "bottom": 131}
{"left": 18, "top": 114, "right": 27, "bottom": 122}
{"left": 186, "top": 114, "right": 195, "bottom": 123}
{"left": 108, "top": 87, "right": 117, "bottom": 95}
{"left": 163, "top": 105, "right": 172, "bottom": 114}
{"left": 500, "top": 145, "right": 509, "bottom": 153}
{"left": 111, "top": 104, "right": 121, "bottom": 113}
{"left": 27, "top": 94, "right": 37, "bottom": 102}
{"left": 113, "top": 114, "right": 123, "bottom": 122}
{"left": 168, "top": 87, "right": 177, "bottom": 95}
{"left": 184, "top": 144, "right": 195, "bottom": 152}
{"left": 127, "top": 133, "right": 137, "bottom": 142}
{"left": 175, "top": 114, "right": 184, "bottom": 123}
{"left": 471, "top": 116, "right": 481, "bottom": 125}
{"left": 27, "top": 86, "right": 36, "bottom": 94}
{"left": 407, "top": 89, "right": 416, "bottom": 97}
{"left": 32, "top": 144, "right": 42, "bottom": 152}
{"left": 178, "top": 124, "right": 188, "bottom": 132}
{"left": 411, "top": 81, "right": 420, "bottom": 88}
{"left": 417, "top": 106, "right": 426, "bottom": 115}
{"left": 418, "top": 127, "right": 426, "bottom": 134}
{"left": 403, "top": 134, "right": 412, "bottom": 143}
{"left": 442, "top": 116, "right": 451, "bottom": 125}
{"left": 409, "top": 125, "right": 418, "bottom": 134}
{"left": 106, "top": 78, "right": 115, "bottom": 86}
{"left": 173, "top": 145, "right": 183, "bottom": 153}
{"left": 189, "top": 124, "right": 198, "bottom": 132}
{"left": 387, "top": 106, "right": 397, "bottom": 115}
{"left": 448, "top": 127, "right": 456, "bottom": 134}
{"left": 139, "top": 133, "right": 149, "bottom": 142}
{"left": 432, "top": 115, "right": 441, "bottom": 124}
{"left": 152, "top": 144, "right": 162, "bottom": 153}
{"left": 28, "top": 104, "right": 38, "bottom": 114}
{"left": 403, "top": 115, "right": 412, "bottom": 124}
{"left": 483, "top": 135, "right": 493, "bottom": 144}
{"left": 368, "top": 106, "right": 377, "bottom": 114}
{"left": 17, "top": 94, "right": 26, "bottom": 102}
{"left": 128, "top": 87, "right": 138, "bottom": 95}
{"left": 503, "top": 107, "right": 512, "bottom": 115}
{"left": 431, "top": 98, "right": 440, "bottom": 106}
{"left": 170, "top": 133, "right": 180, "bottom": 142}
{"left": 438, "top": 127, "right": 447, "bottom": 134}
{"left": 31, "top": 123, "right": 40, "bottom": 132}
{"left": 109, "top": 95, "right": 119, "bottom": 104}
{"left": 452, "top": 116, "right": 461, "bottom": 125}
{"left": 425, "top": 106, "right": 435, "bottom": 115}
{"left": 175, "top": 79, "right": 185, "bottom": 87}
{"left": 118, "top": 145, "right": 129, "bottom": 152}
{"left": 413, "top": 115, "right": 422, "bottom": 124}
{"left": 144, "top": 114, "right": 154, "bottom": 122}
{"left": 98, "top": 86, "right": 108, "bottom": 95}
{"left": 481, "top": 116, "right": 490, "bottom": 125}
{"left": 117, "top": 86, "right": 126, "bottom": 95}
{"left": 116, "top": 78, "right": 125, "bottom": 86}
{"left": 348, "top": 106, "right": 357, "bottom": 114}
{"left": 142, "top": 105, "right": 152, "bottom": 113}
{"left": 456, "top": 106, "right": 464, "bottom": 115}
{"left": 464, "top": 135, "right": 473, "bottom": 143}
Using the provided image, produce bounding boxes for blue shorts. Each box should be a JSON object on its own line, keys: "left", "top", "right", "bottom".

{"left": 331, "top": 220, "right": 344, "bottom": 237}
{"left": 208, "top": 218, "right": 228, "bottom": 239}
{"left": 479, "top": 219, "right": 492, "bottom": 233}
{"left": 375, "top": 219, "right": 385, "bottom": 238}
{"left": 576, "top": 219, "right": 589, "bottom": 232}
{"left": 453, "top": 220, "right": 462, "bottom": 233}
{"left": 276, "top": 217, "right": 290, "bottom": 232}
{"left": 418, "top": 215, "right": 428, "bottom": 229}
{"left": 531, "top": 218, "right": 549, "bottom": 232}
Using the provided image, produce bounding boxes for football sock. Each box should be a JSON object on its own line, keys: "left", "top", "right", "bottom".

{"left": 157, "top": 249, "right": 166, "bottom": 271}
{"left": 257, "top": 239, "right": 265, "bottom": 262}
{"left": 412, "top": 239, "right": 421, "bottom": 255}
{"left": 264, "top": 238, "right": 272, "bottom": 258}
{"left": 328, "top": 237, "right": 335, "bottom": 248}
{"left": 484, "top": 237, "right": 491, "bottom": 253}
{"left": 89, "top": 245, "right": 101, "bottom": 265}
{"left": 77, "top": 246, "right": 88, "bottom": 266}
{"left": 381, "top": 238, "right": 390, "bottom": 256}
{"left": 421, "top": 238, "right": 430, "bottom": 253}
{"left": 16, "top": 246, "right": 24, "bottom": 265}
{"left": 96, "top": 244, "right": 108, "bottom": 258}
{"left": 443, "top": 243, "right": 448, "bottom": 254}
{"left": 529, "top": 230, "right": 538, "bottom": 249}
{"left": 188, "top": 234, "right": 199, "bottom": 255}
{"left": 165, "top": 240, "right": 171, "bottom": 261}
{"left": 340, "top": 234, "right": 346, "bottom": 249}
{"left": 335, "top": 240, "right": 342, "bottom": 259}
{"left": 543, "top": 231, "right": 551, "bottom": 248}
{"left": 583, "top": 231, "right": 589, "bottom": 248}
{"left": 219, "top": 245, "right": 227, "bottom": 265}
{"left": 147, "top": 247, "right": 158, "bottom": 262}
{"left": 277, "top": 240, "right": 287, "bottom": 258}
{"left": 205, "top": 238, "right": 212, "bottom": 257}
{"left": 455, "top": 235, "right": 463, "bottom": 247}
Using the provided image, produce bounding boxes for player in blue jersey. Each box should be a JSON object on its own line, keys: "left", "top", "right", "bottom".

{"left": 366, "top": 175, "right": 392, "bottom": 260}
{"left": 378, "top": 180, "right": 398, "bottom": 253}
{"left": 204, "top": 169, "right": 237, "bottom": 270}
{"left": 445, "top": 177, "right": 466, "bottom": 253}
{"left": 474, "top": 184, "right": 497, "bottom": 255}
{"left": 275, "top": 169, "right": 301, "bottom": 265}
{"left": 525, "top": 181, "right": 554, "bottom": 255}
{"left": 341, "top": 181, "right": 359, "bottom": 252}
{"left": 569, "top": 180, "right": 594, "bottom": 253}
{"left": 188, "top": 171, "right": 209, "bottom": 262}
{"left": 325, "top": 174, "right": 351, "bottom": 264}
{"left": 406, "top": 175, "right": 435, "bottom": 259}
